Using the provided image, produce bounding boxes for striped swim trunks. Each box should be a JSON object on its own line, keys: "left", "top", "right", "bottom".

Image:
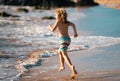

{"left": 59, "top": 36, "right": 71, "bottom": 51}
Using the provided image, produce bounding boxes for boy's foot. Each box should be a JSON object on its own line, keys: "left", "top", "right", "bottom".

{"left": 69, "top": 65, "right": 78, "bottom": 79}
{"left": 70, "top": 74, "right": 78, "bottom": 80}
{"left": 59, "top": 66, "right": 65, "bottom": 71}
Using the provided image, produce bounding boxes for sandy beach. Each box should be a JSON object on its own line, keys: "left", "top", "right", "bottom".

{"left": 17, "top": 44, "right": 120, "bottom": 81}
{"left": 94, "top": 0, "right": 120, "bottom": 9}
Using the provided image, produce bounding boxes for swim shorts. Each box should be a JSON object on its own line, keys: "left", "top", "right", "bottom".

{"left": 59, "top": 36, "right": 71, "bottom": 51}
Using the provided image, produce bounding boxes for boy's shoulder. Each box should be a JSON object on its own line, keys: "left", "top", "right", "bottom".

{"left": 67, "top": 21, "right": 74, "bottom": 25}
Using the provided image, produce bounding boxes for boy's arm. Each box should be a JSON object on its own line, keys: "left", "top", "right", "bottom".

{"left": 49, "top": 20, "right": 59, "bottom": 32}
{"left": 69, "top": 22, "right": 78, "bottom": 37}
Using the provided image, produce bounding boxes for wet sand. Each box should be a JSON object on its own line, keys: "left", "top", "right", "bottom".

{"left": 17, "top": 44, "right": 120, "bottom": 81}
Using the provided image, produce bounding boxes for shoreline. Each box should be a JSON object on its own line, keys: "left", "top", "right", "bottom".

{"left": 16, "top": 44, "right": 120, "bottom": 81}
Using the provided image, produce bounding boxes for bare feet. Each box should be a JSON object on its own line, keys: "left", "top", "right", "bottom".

{"left": 70, "top": 65, "right": 78, "bottom": 79}
{"left": 59, "top": 66, "right": 65, "bottom": 71}
{"left": 70, "top": 74, "right": 78, "bottom": 80}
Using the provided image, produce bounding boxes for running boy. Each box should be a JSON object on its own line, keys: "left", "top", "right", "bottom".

{"left": 49, "top": 8, "right": 78, "bottom": 78}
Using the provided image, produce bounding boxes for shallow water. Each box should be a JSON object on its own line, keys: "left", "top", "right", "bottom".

{"left": 75, "top": 6, "right": 120, "bottom": 37}
{"left": 0, "top": 5, "right": 120, "bottom": 81}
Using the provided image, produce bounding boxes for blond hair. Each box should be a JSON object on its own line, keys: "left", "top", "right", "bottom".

{"left": 55, "top": 8, "right": 68, "bottom": 23}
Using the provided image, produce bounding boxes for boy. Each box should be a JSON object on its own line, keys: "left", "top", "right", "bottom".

{"left": 49, "top": 8, "right": 78, "bottom": 79}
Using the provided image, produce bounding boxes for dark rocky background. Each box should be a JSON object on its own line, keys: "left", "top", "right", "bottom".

{"left": 0, "top": 0, "right": 99, "bottom": 9}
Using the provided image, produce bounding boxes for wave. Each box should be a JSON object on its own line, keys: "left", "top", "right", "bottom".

{"left": 70, "top": 36, "right": 120, "bottom": 50}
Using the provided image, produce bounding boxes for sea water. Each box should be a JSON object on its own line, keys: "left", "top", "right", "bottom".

{"left": 0, "top": 5, "right": 120, "bottom": 81}
{"left": 75, "top": 6, "right": 120, "bottom": 37}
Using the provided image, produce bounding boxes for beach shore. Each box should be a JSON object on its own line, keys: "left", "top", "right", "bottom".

{"left": 94, "top": 0, "right": 120, "bottom": 9}
{"left": 17, "top": 44, "right": 120, "bottom": 81}
{"left": 94, "top": 0, "right": 120, "bottom": 4}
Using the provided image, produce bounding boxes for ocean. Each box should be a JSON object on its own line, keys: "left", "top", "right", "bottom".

{"left": 0, "top": 5, "right": 120, "bottom": 81}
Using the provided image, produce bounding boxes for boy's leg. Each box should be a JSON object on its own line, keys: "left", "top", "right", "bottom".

{"left": 61, "top": 51, "right": 72, "bottom": 66}
{"left": 58, "top": 50, "right": 65, "bottom": 71}
{"left": 61, "top": 51, "right": 77, "bottom": 75}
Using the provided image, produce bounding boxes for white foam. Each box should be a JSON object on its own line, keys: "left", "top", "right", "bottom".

{"left": 71, "top": 36, "right": 120, "bottom": 50}
{"left": 1, "top": 18, "right": 120, "bottom": 54}
{"left": 37, "top": 36, "right": 120, "bottom": 58}
{"left": 40, "top": 51, "right": 58, "bottom": 58}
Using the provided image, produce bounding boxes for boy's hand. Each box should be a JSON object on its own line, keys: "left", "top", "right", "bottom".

{"left": 49, "top": 24, "right": 52, "bottom": 29}
{"left": 74, "top": 33, "right": 78, "bottom": 38}
{"left": 49, "top": 24, "right": 52, "bottom": 28}
{"left": 49, "top": 24, "right": 54, "bottom": 32}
